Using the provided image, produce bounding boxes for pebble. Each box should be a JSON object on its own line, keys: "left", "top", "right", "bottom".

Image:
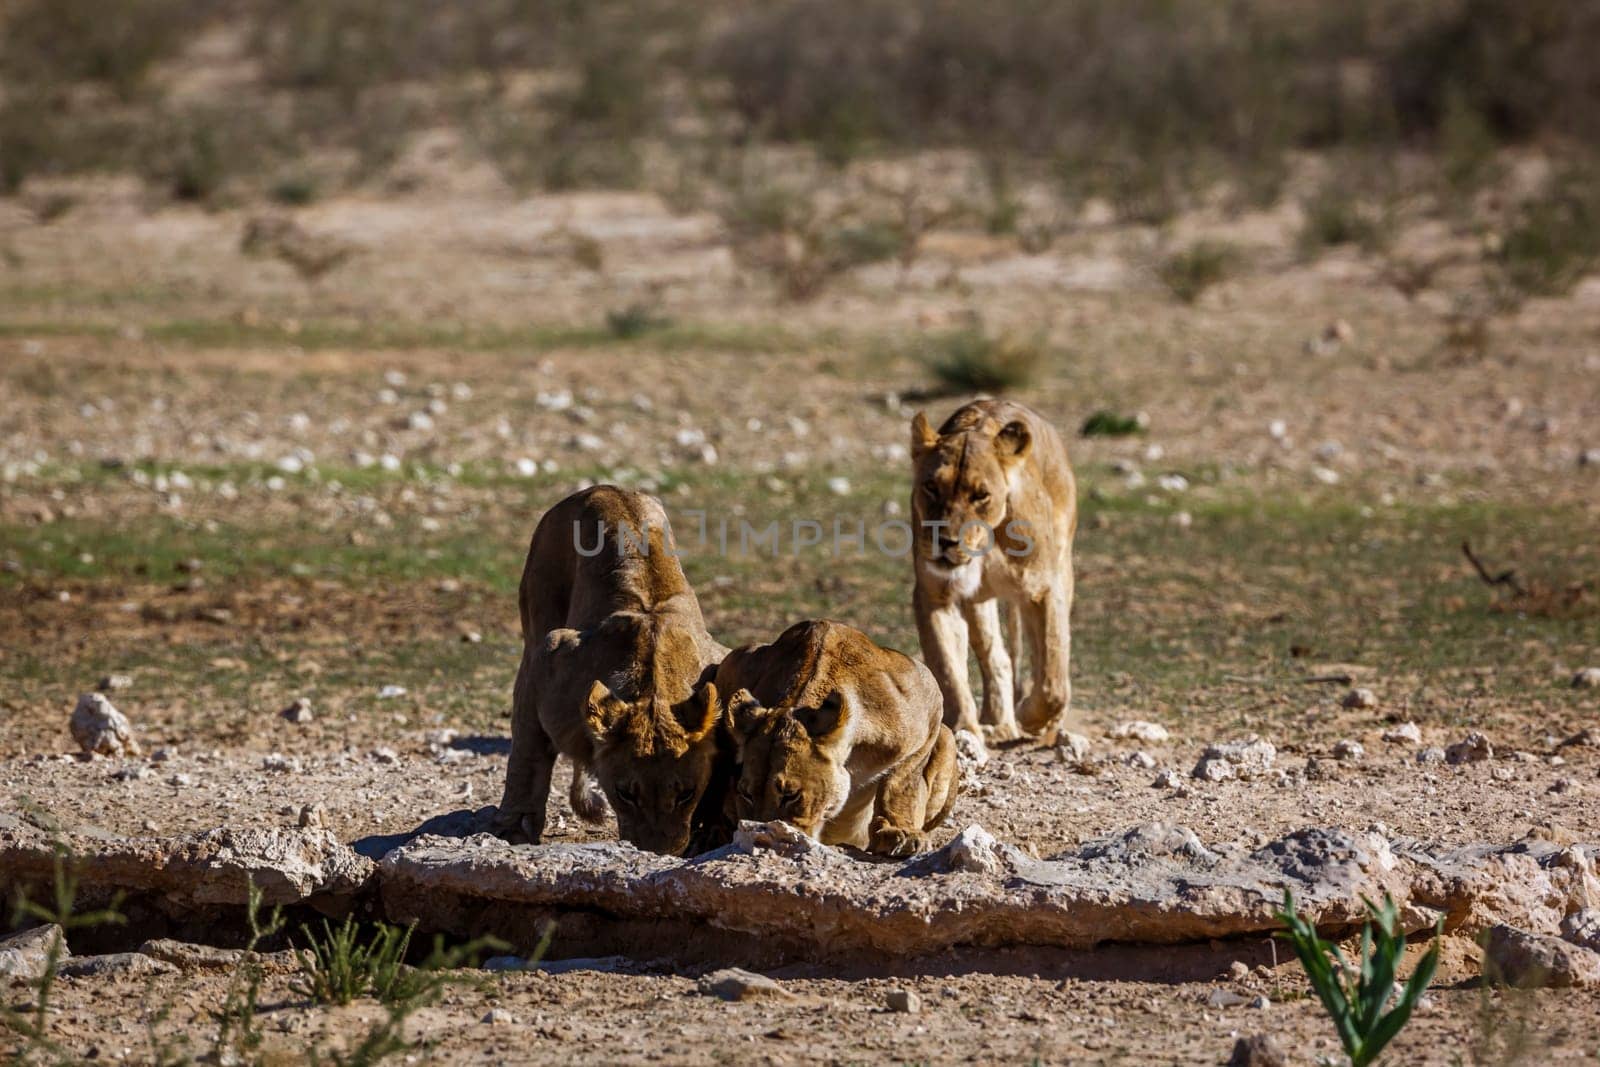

{"left": 1573, "top": 668, "right": 1600, "bottom": 690}
{"left": 97, "top": 674, "right": 133, "bottom": 692}
{"left": 481, "top": 1009, "right": 515, "bottom": 1025}
{"left": 370, "top": 747, "right": 400, "bottom": 764}
{"left": 281, "top": 698, "right": 313, "bottom": 724}
{"left": 1381, "top": 722, "right": 1422, "bottom": 745}
{"left": 1153, "top": 769, "right": 1185, "bottom": 790}
{"left": 1125, "top": 750, "right": 1157, "bottom": 769}
{"left": 1054, "top": 731, "right": 1093, "bottom": 762}
{"left": 697, "top": 967, "right": 792, "bottom": 1001}
{"left": 261, "top": 753, "right": 301, "bottom": 773}
{"left": 377, "top": 685, "right": 407, "bottom": 700}
{"left": 1192, "top": 737, "right": 1275, "bottom": 781}
{"left": 1111, "top": 720, "right": 1170, "bottom": 743}
{"left": 70, "top": 692, "right": 140, "bottom": 757}
{"left": 1416, "top": 747, "right": 1446, "bottom": 764}
{"left": 1331, "top": 739, "right": 1365, "bottom": 762}
{"left": 1446, "top": 732, "right": 1494, "bottom": 765}
{"left": 1341, "top": 687, "right": 1378, "bottom": 709}
{"left": 826, "top": 476, "right": 852, "bottom": 496}
{"left": 885, "top": 988, "right": 921, "bottom": 1014}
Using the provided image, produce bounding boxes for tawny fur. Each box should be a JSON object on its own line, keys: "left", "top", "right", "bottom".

{"left": 910, "top": 399, "right": 1077, "bottom": 753}
{"left": 494, "top": 485, "right": 729, "bottom": 856}
{"left": 717, "top": 620, "right": 957, "bottom": 857}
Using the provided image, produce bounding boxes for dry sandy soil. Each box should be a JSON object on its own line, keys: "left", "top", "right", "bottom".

{"left": 3, "top": 164, "right": 1600, "bottom": 1063}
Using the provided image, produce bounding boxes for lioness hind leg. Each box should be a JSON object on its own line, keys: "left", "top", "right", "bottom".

{"left": 921, "top": 726, "right": 958, "bottom": 832}
{"left": 494, "top": 650, "right": 558, "bottom": 843}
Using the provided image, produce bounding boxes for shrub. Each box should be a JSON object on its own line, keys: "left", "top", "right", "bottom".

{"left": 1157, "top": 242, "right": 1238, "bottom": 304}
{"left": 1299, "top": 188, "right": 1387, "bottom": 257}
{"left": 606, "top": 304, "right": 671, "bottom": 339}
{"left": 1276, "top": 890, "right": 1441, "bottom": 1067}
{"left": 0, "top": 0, "right": 193, "bottom": 99}
{"left": 1080, "top": 410, "right": 1146, "bottom": 438}
{"left": 923, "top": 328, "right": 1044, "bottom": 395}
{"left": 1492, "top": 168, "right": 1600, "bottom": 299}
{"left": 292, "top": 917, "right": 416, "bottom": 1006}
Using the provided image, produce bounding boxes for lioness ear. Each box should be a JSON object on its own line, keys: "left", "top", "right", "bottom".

{"left": 995, "top": 419, "right": 1031, "bottom": 460}
{"left": 724, "top": 688, "right": 767, "bottom": 739}
{"left": 911, "top": 411, "right": 938, "bottom": 459}
{"left": 543, "top": 628, "right": 582, "bottom": 655}
{"left": 674, "top": 682, "right": 719, "bottom": 742}
{"left": 795, "top": 689, "right": 849, "bottom": 742}
{"left": 583, "top": 680, "right": 627, "bottom": 746}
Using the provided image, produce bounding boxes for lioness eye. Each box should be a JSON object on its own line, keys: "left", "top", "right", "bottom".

{"left": 972, "top": 488, "right": 989, "bottom": 503}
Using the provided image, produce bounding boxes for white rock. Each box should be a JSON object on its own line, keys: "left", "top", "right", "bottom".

{"left": 1382, "top": 722, "right": 1422, "bottom": 745}
{"left": 0, "top": 925, "right": 66, "bottom": 979}
{"left": 1153, "top": 769, "right": 1185, "bottom": 789}
{"left": 377, "top": 685, "right": 407, "bottom": 700}
{"left": 826, "top": 476, "right": 852, "bottom": 496}
{"left": 481, "top": 1008, "right": 516, "bottom": 1025}
{"left": 1192, "top": 737, "right": 1275, "bottom": 781}
{"left": 1341, "top": 688, "right": 1379, "bottom": 709}
{"left": 70, "top": 692, "right": 139, "bottom": 757}
{"left": 1572, "top": 668, "right": 1600, "bottom": 690}
{"left": 698, "top": 967, "right": 792, "bottom": 1001}
{"left": 281, "top": 698, "right": 313, "bottom": 724}
{"left": 953, "top": 729, "right": 988, "bottom": 768}
{"left": 1331, "top": 739, "right": 1364, "bottom": 762}
{"left": 1111, "top": 720, "right": 1170, "bottom": 743}
{"left": 261, "top": 753, "right": 301, "bottom": 774}
{"left": 943, "top": 825, "right": 1006, "bottom": 876}
{"left": 1125, "top": 751, "right": 1158, "bottom": 769}
{"left": 1055, "top": 731, "right": 1092, "bottom": 762}
{"left": 885, "top": 988, "right": 921, "bottom": 1013}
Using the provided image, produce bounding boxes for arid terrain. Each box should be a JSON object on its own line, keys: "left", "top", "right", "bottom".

{"left": 4, "top": 120, "right": 1600, "bottom": 1064}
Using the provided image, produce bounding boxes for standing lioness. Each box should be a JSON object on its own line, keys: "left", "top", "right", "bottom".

{"left": 911, "top": 399, "right": 1077, "bottom": 749}
{"left": 495, "top": 485, "right": 729, "bottom": 855}
{"left": 717, "top": 620, "right": 957, "bottom": 857}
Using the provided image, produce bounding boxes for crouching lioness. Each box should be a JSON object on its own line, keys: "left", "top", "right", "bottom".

{"left": 911, "top": 399, "right": 1077, "bottom": 750}
{"left": 494, "top": 485, "right": 728, "bottom": 855}
{"left": 717, "top": 620, "right": 957, "bottom": 857}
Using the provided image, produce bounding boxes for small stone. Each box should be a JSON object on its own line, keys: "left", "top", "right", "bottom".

{"left": 1125, "top": 750, "right": 1157, "bottom": 770}
{"left": 60, "top": 952, "right": 176, "bottom": 978}
{"left": 298, "top": 803, "right": 327, "bottom": 828}
{"left": 377, "top": 685, "right": 407, "bottom": 700}
{"left": 1332, "top": 739, "right": 1365, "bottom": 762}
{"left": 1446, "top": 732, "right": 1494, "bottom": 765}
{"left": 1305, "top": 757, "right": 1339, "bottom": 781}
{"left": 1111, "top": 720, "right": 1170, "bottom": 743}
{"left": 0, "top": 925, "right": 65, "bottom": 979}
{"left": 1560, "top": 910, "right": 1600, "bottom": 953}
{"left": 370, "top": 747, "right": 400, "bottom": 764}
{"left": 1250, "top": 995, "right": 1271, "bottom": 1009}
{"left": 261, "top": 752, "right": 301, "bottom": 773}
{"left": 70, "top": 692, "right": 139, "bottom": 757}
{"left": 826, "top": 476, "right": 852, "bottom": 496}
{"left": 1573, "top": 668, "right": 1600, "bottom": 689}
{"left": 697, "top": 967, "right": 792, "bottom": 1001}
{"left": 1417, "top": 747, "right": 1446, "bottom": 764}
{"left": 953, "top": 730, "right": 988, "bottom": 768}
{"left": 1054, "top": 731, "right": 1092, "bottom": 762}
{"left": 1207, "top": 987, "right": 1249, "bottom": 1008}
{"left": 1228, "top": 1033, "right": 1289, "bottom": 1067}
{"left": 1382, "top": 722, "right": 1422, "bottom": 745}
{"left": 1341, "top": 688, "right": 1378, "bottom": 709}
{"left": 98, "top": 674, "right": 133, "bottom": 692}
{"left": 1153, "top": 769, "right": 1185, "bottom": 790}
{"left": 1482, "top": 924, "right": 1600, "bottom": 989}
{"left": 481, "top": 1008, "right": 516, "bottom": 1025}
{"left": 460, "top": 630, "right": 483, "bottom": 644}
{"left": 280, "top": 698, "right": 313, "bottom": 724}
{"left": 1227, "top": 960, "right": 1251, "bottom": 981}
{"left": 1192, "top": 737, "right": 1275, "bottom": 781}
{"left": 885, "top": 988, "right": 920, "bottom": 1014}
{"left": 941, "top": 825, "right": 1007, "bottom": 876}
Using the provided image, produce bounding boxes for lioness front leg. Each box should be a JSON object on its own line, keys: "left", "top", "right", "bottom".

{"left": 963, "top": 598, "right": 1020, "bottom": 742}
{"left": 915, "top": 586, "right": 982, "bottom": 739}
{"left": 495, "top": 651, "right": 558, "bottom": 842}
{"left": 867, "top": 738, "right": 936, "bottom": 857}
{"left": 1019, "top": 585, "right": 1073, "bottom": 736}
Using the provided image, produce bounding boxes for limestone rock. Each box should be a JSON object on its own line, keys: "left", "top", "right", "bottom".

{"left": 0, "top": 924, "right": 65, "bottom": 979}
{"left": 698, "top": 967, "right": 791, "bottom": 1000}
{"left": 1193, "top": 737, "right": 1275, "bottom": 781}
{"left": 885, "top": 988, "right": 920, "bottom": 1013}
{"left": 70, "top": 692, "right": 139, "bottom": 757}
{"left": 1482, "top": 924, "right": 1600, "bottom": 988}
{"left": 1332, "top": 739, "right": 1365, "bottom": 762}
{"left": 1055, "top": 731, "right": 1093, "bottom": 762}
{"left": 1573, "top": 668, "right": 1600, "bottom": 689}
{"left": 60, "top": 952, "right": 177, "bottom": 978}
{"left": 0, "top": 822, "right": 373, "bottom": 909}
{"left": 1111, "top": 721, "right": 1170, "bottom": 743}
{"left": 1228, "top": 1034, "right": 1289, "bottom": 1067}
{"left": 1341, "top": 688, "right": 1379, "bottom": 710}
{"left": 1447, "top": 732, "right": 1493, "bottom": 765}
{"left": 1382, "top": 722, "right": 1422, "bottom": 745}
{"left": 1561, "top": 910, "right": 1600, "bottom": 953}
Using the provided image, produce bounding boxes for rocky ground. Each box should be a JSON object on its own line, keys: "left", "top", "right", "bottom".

{"left": 3, "top": 165, "right": 1600, "bottom": 1063}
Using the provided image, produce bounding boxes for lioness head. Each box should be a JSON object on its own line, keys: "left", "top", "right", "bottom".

{"left": 910, "top": 409, "right": 1032, "bottom": 569}
{"left": 723, "top": 688, "right": 850, "bottom": 838}
{"left": 583, "top": 679, "right": 721, "bottom": 856}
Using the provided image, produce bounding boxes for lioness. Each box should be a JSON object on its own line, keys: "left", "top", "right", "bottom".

{"left": 717, "top": 620, "right": 957, "bottom": 857}
{"left": 910, "top": 399, "right": 1077, "bottom": 749}
{"left": 494, "top": 485, "right": 729, "bottom": 855}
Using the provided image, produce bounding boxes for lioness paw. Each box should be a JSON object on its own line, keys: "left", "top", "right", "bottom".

{"left": 869, "top": 824, "right": 929, "bottom": 858}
